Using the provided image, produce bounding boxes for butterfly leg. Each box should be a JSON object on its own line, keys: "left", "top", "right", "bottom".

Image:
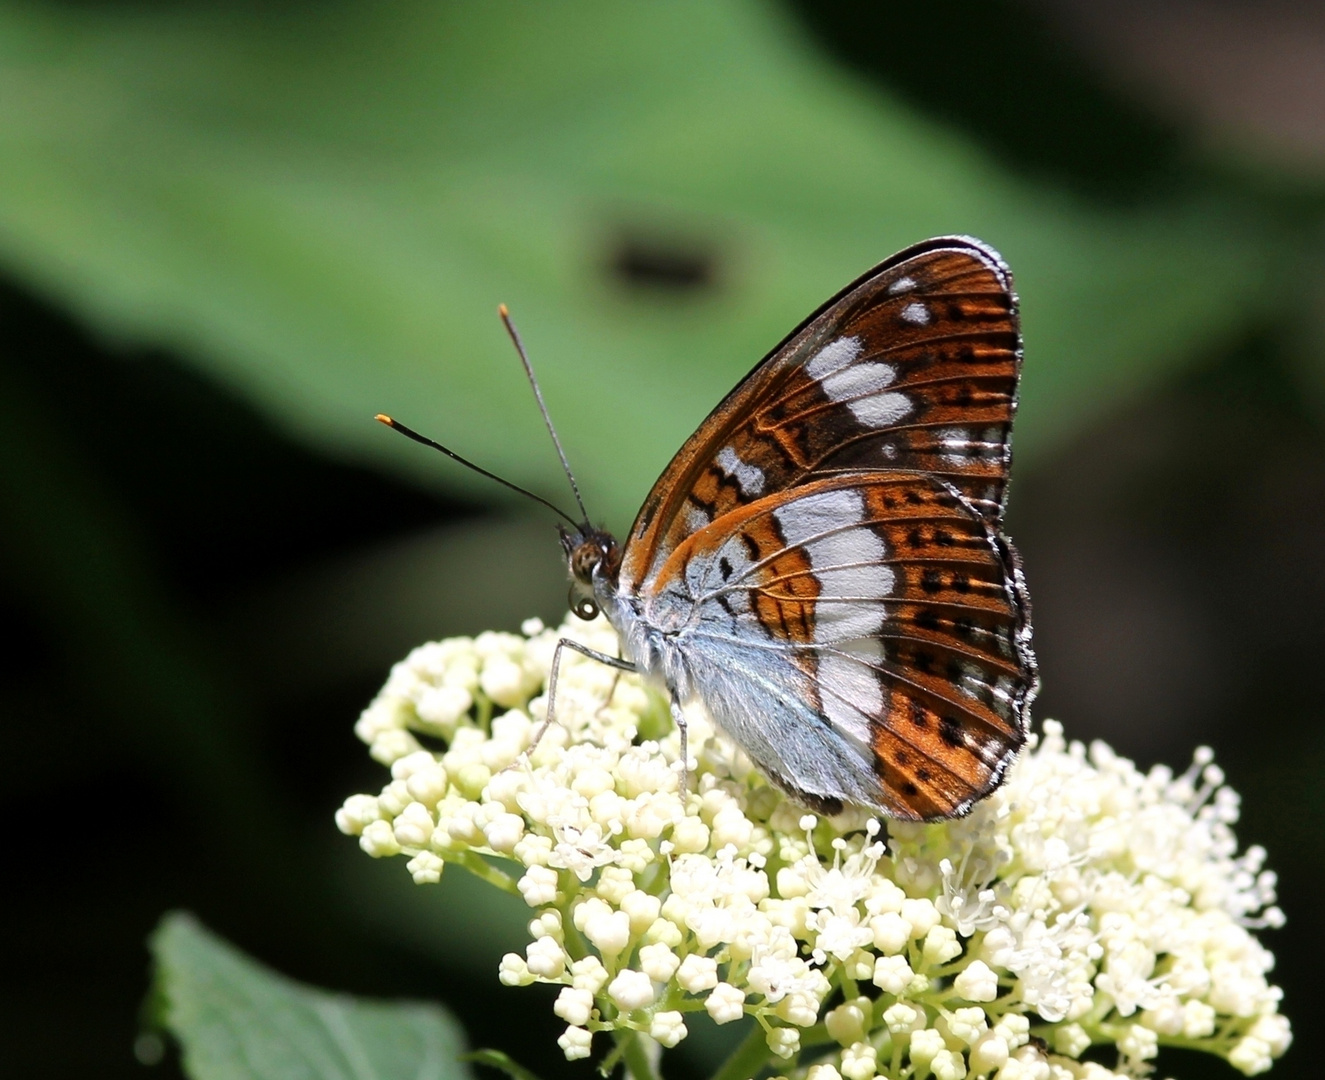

{"left": 519, "top": 638, "right": 638, "bottom": 765}
{"left": 594, "top": 656, "right": 625, "bottom": 720}
{"left": 669, "top": 695, "right": 691, "bottom": 795}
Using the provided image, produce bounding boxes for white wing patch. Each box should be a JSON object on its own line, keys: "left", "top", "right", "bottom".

{"left": 938, "top": 426, "right": 973, "bottom": 466}
{"left": 806, "top": 336, "right": 862, "bottom": 379}
{"left": 818, "top": 639, "right": 884, "bottom": 746}
{"left": 900, "top": 301, "right": 930, "bottom": 325}
{"left": 888, "top": 275, "right": 916, "bottom": 295}
{"left": 814, "top": 359, "right": 912, "bottom": 430}
{"left": 773, "top": 488, "right": 893, "bottom": 641}
{"left": 715, "top": 445, "right": 765, "bottom": 496}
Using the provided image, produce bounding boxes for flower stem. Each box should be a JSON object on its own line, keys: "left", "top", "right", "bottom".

{"left": 452, "top": 851, "right": 519, "bottom": 894}
{"left": 615, "top": 1029, "right": 660, "bottom": 1080}
{"left": 709, "top": 1021, "right": 773, "bottom": 1080}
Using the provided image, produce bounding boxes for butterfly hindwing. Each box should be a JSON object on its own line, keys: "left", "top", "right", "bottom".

{"left": 644, "top": 473, "right": 1033, "bottom": 820}
{"left": 620, "top": 236, "right": 1021, "bottom": 594}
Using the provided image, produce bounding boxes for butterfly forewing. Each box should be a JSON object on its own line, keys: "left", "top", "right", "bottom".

{"left": 614, "top": 236, "right": 1035, "bottom": 820}
{"left": 621, "top": 237, "right": 1021, "bottom": 593}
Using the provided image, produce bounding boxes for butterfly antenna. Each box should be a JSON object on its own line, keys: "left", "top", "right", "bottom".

{"left": 499, "top": 304, "right": 591, "bottom": 525}
{"left": 374, "top": 414, "right": 580, "bottom": 528}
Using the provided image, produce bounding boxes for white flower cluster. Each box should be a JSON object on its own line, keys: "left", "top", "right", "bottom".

{"left": 337, "top": 614, "right": 1291, "bottom": 1079}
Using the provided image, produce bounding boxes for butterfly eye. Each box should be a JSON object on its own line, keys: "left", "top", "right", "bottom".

{"left": 571, "top": 541, "right": 601, "bottom": 583}
{"left": 573, "top": 597, "right": 599, "bottom": 621}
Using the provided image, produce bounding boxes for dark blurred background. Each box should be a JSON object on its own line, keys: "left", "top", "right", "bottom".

{"left": 2, "top": 2, "right": 1321, "bottom": 1077}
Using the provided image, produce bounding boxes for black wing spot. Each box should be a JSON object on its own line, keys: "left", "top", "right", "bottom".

{"left": 905, "top": 489, "right": 924, "bottom": 506}
{"left": 740, "top": 532, "right": 760, "bottom": 561}
{"left": 939, "top": 715, "right": 964, "bottom": 748}
{"left": 916, "top": 767, "right": 932, "bottom": 782}
{"left": 907, "top": 527, "right": 923, "bottom": 548}
{"left": 909, "top": 700, "right": 929, "bottom": 728}
{"left": 894, "top": 749, "right": 911, "bottom": 766}
{"left": 951, "top": 572, "right": 971, "bottom": 594}
{"left": 921, "top": 569, "right": 943, "bottom": 593}
{"left": 901, "top": 781, "right": 919, "bottom": 797}
{"left": 953, "top": 616, "right": 975, "bottom": 639}
{"left": 913, "top": 650, "right": 936, "bottom": 674}
{"left": 719, "top": 556, "right": 733, "bottom": 580}
{"left": 915, "top": 609, "right": 942, "bottom": 632}
{"left": 934, "top": 528, "right": 955, "bottom": 547}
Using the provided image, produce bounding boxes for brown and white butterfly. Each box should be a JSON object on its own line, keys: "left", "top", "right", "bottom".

{"left": 384, "top": 236, "right": 1038, "bottom": 821}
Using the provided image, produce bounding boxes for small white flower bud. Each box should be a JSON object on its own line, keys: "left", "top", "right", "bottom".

{"left": 705, "top": 982, "right": 746, "bottom": 1024}
{"left": 772, "top": 991, "right": 818, "bottom": 1028}
{"left": 649, "top": 1010, "right": 687, "bottom": 1048}
{"left": 620, "top": 890, "right": 662, "bottom": 934}
{"left": 608, "top": 969, "right": 656, "bottom": 1011}
{"left": 517, "top": 865, "right": 559, "bottom": 907}
{"left": 553, "top": 987, "right": 594, "bottom": 1027}
{"left": 643, "top": 916, "right": 684, "bottom": 947}
{"left": 1052, "top": 1023, "right": 1090, "bottom": 1058}
{"left": 573, "top": 766, "right": 616, "bottom": 798}
{"left": 944, "top": 1006, "right": 987, "bottom": 1046}
{"left": 393, "top": 801, "right": 435, "bottom": 847}
{"left": 556, "top": 1025, "right": 593, "bottom": 1062}
{"left": 482, "top": 812, "right": 525, "bottom": 853}
{"left": 930, "top": 1048, "right": 966, "bottom": 1080}
{"left": 370, "top": 729, "right": 420, "bottom": 765}
{"left": 1183, "top": 1000, "right": 1217, "bottom": 1039}
{"left": 676, "top": 953, "right": 719, "bottom": 993}
{"left": 922, "top": 924, "right": 960, "bottom": 965}
{"left": 901, "top": 897, "right": 941, "bottom": 939}
{"left": 498, "top": 953, "right": 533, "bottom": 986}
{"left": 669, "top": 816, "right": 710, "bottom": 854}
{"left": 870, "top": 912, "right": 911, "bottom": 955}
{"left": 570, "top": 956, "right": 609, "bottom": 994}
{"left": 825, "top": 999, "right": 868, "bottom": 1046}
{"left": 638, "top": 943, "right": 680, "bottom": 982}
{"left": 512, "top": 833, "right": 552, "bottom": 867}
{"left": 527, "top": 909, "right": 562, "bottom": 941}
{"left": 406, "top": 851, "right": 443, "bottom": 884}
{"left": 766, "top": 1026, "right": 800, "bottom": 1059}
{"left": 841, "top": 1042, "right": 877, "bottom": 1080}
{"left": 909, "top": 1027, "right": 945, "bottom": 1068}
{"left": 806, "top": 1064, "right": 842, "bottom": 1080}
{"left": 583, "top": 909, "right": 632, "bottom": 958}
{"left": 872, "top": 954, "right": 914, "bottom": 995}
{"left": 1229, "top": 1036, "right": 1273, "bottom": 1076}
{"left": 954, "top": 959, "right": 999, "bottom": 1002}
{"left": 1118, "top": 1024, "right": 1157, "bottom": 1061}
{"left": 883, "top": 1002, "right": 923, "bottom": 1034}
{"left": 415, "top": 685, "right": 472, "bottom": 728}
{"left": 335, "top": 794, "right": 380, "bottom": 835}
{"left": 970, "top": 1031, "right": 1009, "bottom": 1073}
{"left": 358, "top": 819, "right": 401, "bottom": 857}
{"left": 524, "top": 935, "right": 566, "bottom": 979}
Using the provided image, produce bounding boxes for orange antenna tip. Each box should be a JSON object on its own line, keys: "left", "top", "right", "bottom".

{"left": 374, "top": 413, "right": 393, "bottom": 425}
{"left": 498, "top": 303, "right": 509, "bottom": 318}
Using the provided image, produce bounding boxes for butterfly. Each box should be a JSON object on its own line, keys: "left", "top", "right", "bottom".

{"left": 383, "top": 236, "right": 1038, "bottom": 821}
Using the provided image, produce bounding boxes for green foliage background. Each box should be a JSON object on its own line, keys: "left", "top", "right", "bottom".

{"left": 1, "top": 2, "right": 1320, "bottom": 1078}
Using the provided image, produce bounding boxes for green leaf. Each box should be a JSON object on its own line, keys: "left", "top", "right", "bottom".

{"left": 151, "top": 912, "right": 474, "bottom": 1080}
{"left": 0, "top": 1, "right": 1295, "bottom": 527}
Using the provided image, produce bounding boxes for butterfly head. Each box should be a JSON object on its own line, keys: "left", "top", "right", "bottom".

{"left": 559, "top": 524, "right": 621, "bottom": 621}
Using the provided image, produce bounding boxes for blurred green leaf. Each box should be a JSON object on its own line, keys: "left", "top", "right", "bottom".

{"left": 0, "top": 0, "right": 1293, "bottom": 527}
{"left": 152, "top": 912, "right": 473, "bottom": 1080}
